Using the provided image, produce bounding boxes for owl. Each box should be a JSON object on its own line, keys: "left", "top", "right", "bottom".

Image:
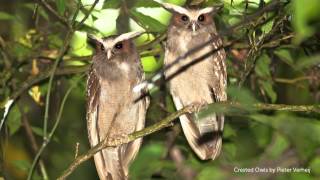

{"left": 161, "top": 3, "right": 227, "bottom": 160}
{"left": 86, "top": 31, "right": 149, "bottom": 180}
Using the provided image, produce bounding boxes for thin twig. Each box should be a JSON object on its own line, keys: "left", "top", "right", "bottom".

{"left": 18, "top": 103, "right": 49, "bottom": 180}
{"left": 27, "top": 75, "right": 85, "bottom": 180}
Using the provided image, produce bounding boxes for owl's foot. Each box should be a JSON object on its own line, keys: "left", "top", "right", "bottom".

{"left": 106, "top": 134, "right": 130, "bottom": 147}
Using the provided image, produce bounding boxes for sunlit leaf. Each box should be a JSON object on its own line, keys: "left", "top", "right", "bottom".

{"left": 293, "top": 0, "right": 320, "bottom": 43}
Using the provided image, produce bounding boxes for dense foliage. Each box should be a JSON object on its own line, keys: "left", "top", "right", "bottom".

{"left": 0, "top": 0, "right": 319, "bottom": 179}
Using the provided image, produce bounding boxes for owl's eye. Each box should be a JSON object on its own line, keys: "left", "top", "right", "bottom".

{"left": 115, "top": 43, "right": 123, "bottom": 49}
{"left": 181, "top": 15, "right": 189, "bottom": 22}
{"left": 100, "top": 44, "right": 105, "bottom": 51}
{"left": 198, "top": 15, "right": 205, "bottom": 22}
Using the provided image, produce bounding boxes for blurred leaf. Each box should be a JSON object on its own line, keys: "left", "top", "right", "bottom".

{"left": 250, "top": 121, "right": 272, "bottom": 148}
{"left": 223, "top": 143, "right": 237, "bottom": 159}
{"left": 250, "top": 113, "right": 320, "bottom": 160}
{"left": 255, "top": 53, "right": 271, "bottom": 77}
{"left": 130, "top": 9, "right": 166, "bottom": 32}
{"left": 259, "top": 80, "right": 277, "bottom": 103}
{"left": 293, "top": 0, "right": 320, "bottom": 43}
{"left": 12, "top": 160, "right": 30, "bottom": 172}
{"left": 197, "top": 166, "right": 227, "bottom": 180}
{"left": 227, "top": 85, "right": 258, "bottom": 105}
{"left": 0, "top": 12, "right": 15, "bottom": 20}
{"left": 309, "top": 157, "right": 320, "bottom": 176}
{"left": 274, "top": 48, "right": 295, "bottom": 67}
{"left": 266, "top": 133, "right": 289, "bottom": 159}
{"left": 290, "top": 173, "right": 313, "bottom": 180}
{"left": 296, "top": 54, "right": 320, "bottom": 70}
{"left": 7, "top": 105, "right": 21, "bottom": 135}
{"left": 56, "top": 0, "right": 66, "bottom": 15}
{"left": 103, "top": 0, "right": 121, "bottom": 9}
{"left": 141, "top": 56, "right": 161, "bottom": 72}
{"left": 134, "top": 0, "right": 162, "bottom": 7}
{"left": 223, "top": 124, "right": 236, "bottom": 138}
{"left": 130, "top": 143, "right": 173, "bottom": 179}
{"left": 23, "top": 3, "right": 49, "bottom": 20}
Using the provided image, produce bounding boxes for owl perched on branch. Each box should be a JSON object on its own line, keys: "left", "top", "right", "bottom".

{"left": 86, "top": 32, "right": 149, "bottom": 180}
{"left": 161, "top": 3, "right": 227, "bottom": 160}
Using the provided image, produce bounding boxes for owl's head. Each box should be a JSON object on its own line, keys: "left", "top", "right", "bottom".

{"left": 87, "top": 31, "right": 143, "bottom": 61}
{"left": 161, "top": 3, "right": 220, "bottom": 33}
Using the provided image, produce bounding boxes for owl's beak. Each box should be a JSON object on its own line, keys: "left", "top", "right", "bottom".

{"left": 192, "top": 23, "right": 196, "bottom": 32}
{"left": 107, "top": 50, "right": 112, "bottom": 59}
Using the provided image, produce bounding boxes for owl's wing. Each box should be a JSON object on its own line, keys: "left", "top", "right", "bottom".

{"left": 121, "top": 77, "right": 150, "bottom": 175}
{"left": 205, "top": 34, "right": 227, "bottom": 158}
{"left": 86, "top": 69, "right": 110, "bottom": 179}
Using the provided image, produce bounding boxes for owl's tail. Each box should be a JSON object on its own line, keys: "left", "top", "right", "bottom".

{"left": 93, "top": 147, "right": 127, "bottom": 180}
{"left": 180, "top": 113, "right": 224, "bottom": 160}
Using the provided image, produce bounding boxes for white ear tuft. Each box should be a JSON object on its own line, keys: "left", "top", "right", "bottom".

{"left": 199, "top": 7, "right": 215, "bottom": 14}
{"left": 159, "top": 2, "right": 190, "bottom": 15}
{"left": 115, "top": 31, "right": 145, "bottom": 43}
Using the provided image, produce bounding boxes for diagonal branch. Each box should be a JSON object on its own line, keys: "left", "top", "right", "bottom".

{"left": 57, "top": 100, "right": 320, "bottom": 179}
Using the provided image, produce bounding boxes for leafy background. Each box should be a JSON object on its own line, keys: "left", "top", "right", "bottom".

{"left": 0, "top": 0, "right": 319, "bottom": 179}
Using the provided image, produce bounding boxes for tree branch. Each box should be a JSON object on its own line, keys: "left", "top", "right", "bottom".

{"left": 57, "top": 100, "right": 320, "bottom": 179}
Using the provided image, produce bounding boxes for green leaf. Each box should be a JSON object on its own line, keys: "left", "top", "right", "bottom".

{"left": 227, "top": 85, "right": 258, "bottom": 105}
{"left": 103, "top": 0, "right": 122, "bottom": 9}
{"left": 141, "top": 56, "right": 161, "bottom": 72}
{"left": 197, "top": 166, "right": 227, "bottom": 180}
{"left": 255, "top": 53, "right": 271, "bottom": 78}
{"left": 259, "top": 80, "right": 277, "bottom": 103}
{"left": 266, "top": 133, "right": 289, "bottom": 159}
{"left": 261, "top": 19, "right": 273, "bottom": 34}
{"left": 296, "top": 54, "right": 320, "bottom": 70}
{"left": 0, "top": 12, "right": 15, "bottom": 20}
{"left": 250, "top": 113, "right": 320, "bottom": 160}
{"left": 134, "top": 0, "right": 162, "bottom": 7}
{"left": 12, "top": 160, "right": 31, "bottom": 172}
{"left": 130, "top": 9, "right": 166, "bottom": 33}
{"left": 55, "top": 0, "right": 66, "bottom": 15}
{"left": 70, "top": 31, "right": 92, "bottom": 57}
{"left": 7, "top": 105, "right": 21, "bottom": 135}
{"left": 274, "top": 48, "right": 295, "bottom": 67}
{"left": 309, "top": 157, "right": 320, "bottom": 176}
{"left": 293, "top": 0, "right": 320, "bottom": 43}
{"left": 250, "top": 121, "right": 272, "bottom": 148}
{"left": 130, "top": 143, "right": 173, "bottom": 179}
